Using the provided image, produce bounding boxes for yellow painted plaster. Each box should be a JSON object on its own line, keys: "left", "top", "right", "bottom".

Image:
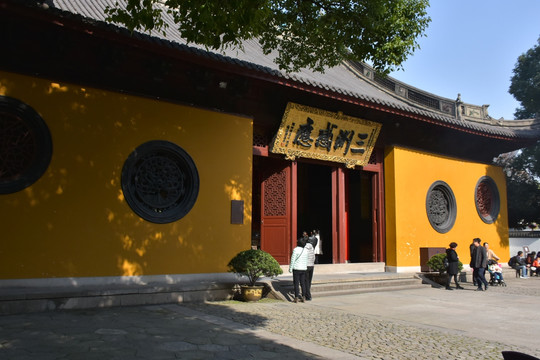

{"left": 0, "top": 71, "right": 253, "bottom": 279}
{"left": 384, "top": 146, "right": 509, "bottom": 268}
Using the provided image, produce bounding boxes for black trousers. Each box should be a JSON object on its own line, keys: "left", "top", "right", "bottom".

{"left": 446, "top": 273, "right": 459, "bottom": 287}
{"left": 474, "top": 267, "right": 489, "bottom": 288}
{"left": 292, "top": 269, "right": 307, "bottom": 299}
{"left": 305, "top": 266, "right": 314, "bottom": 299}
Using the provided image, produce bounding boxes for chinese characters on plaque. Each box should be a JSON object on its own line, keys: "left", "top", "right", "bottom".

{"left": 270, "top": 103, "right": 382, "bottom": 168}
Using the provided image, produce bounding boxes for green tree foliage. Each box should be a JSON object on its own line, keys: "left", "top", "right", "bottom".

{"left": 426, "top": 253, "right": 462, "bottom": 274}
{"left": 495, "top": 151, "right": 540, "bottom": 228}
{"left": 509, "top": 37, "right": 540, "bottom": 119}
{"left": 228, "top": 249, "right": 283, "bottom": 286}
{"left": 496, "top": 36, "right": 540, "bottom": 228}
{"left": 105, "top": 0, "right": 430, "bottom": 73}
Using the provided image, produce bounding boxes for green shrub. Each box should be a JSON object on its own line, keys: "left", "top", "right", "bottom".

{"left": 426, "top": 252, "right": 463, "bottom": 274}
{"left": 227, "top": 249, "right": 283, "bottom": 286}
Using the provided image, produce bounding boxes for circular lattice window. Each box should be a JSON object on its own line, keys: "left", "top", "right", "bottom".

{"left": 0, "top": 96, "right": 52, "bottom": 194}
{"left": 475, "top": 176, "right": 500, "bottom": 224}
{"left": 426, "top": 181, "right": 457, "bottom": 233}
{"left": 121, "top": 140, "right": 199, "bottom": 223}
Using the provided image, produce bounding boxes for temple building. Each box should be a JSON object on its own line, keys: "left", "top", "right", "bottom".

{"left": 2, "top": 0, "right": 540, "bottom": 293}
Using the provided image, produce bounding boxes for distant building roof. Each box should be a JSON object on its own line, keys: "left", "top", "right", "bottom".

{"left": 509, "top": 230, "right": 540, "bottom": 238}
{"left": 19, "top": 0, "right": 540, "bottom": 140}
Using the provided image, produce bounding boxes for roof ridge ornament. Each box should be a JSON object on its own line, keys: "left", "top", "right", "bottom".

{"left": 455, "top": 93, "right": 464, "bottom": 121}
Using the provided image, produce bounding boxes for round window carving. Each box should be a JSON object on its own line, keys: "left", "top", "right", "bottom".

{"left": 0, "top": 96, "right": 52, "bottom": 194}
{"left": 426, "top": 181, "right": 457, "bottom": 233}
{"left": 121, "top": 140, "right": 199, "bottom": 223}
{"left": 475, "top": 176, "right": 500, "bottom": 224}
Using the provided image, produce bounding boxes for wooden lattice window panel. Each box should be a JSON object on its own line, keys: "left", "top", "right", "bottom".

{"left": 263, "top": 169, "right": 287, "bottom": 216}
{"left": 253, "top": 132, "right": 268, "bottom": 148}
{"left": 0, "top": 96, "right": 52, "bottom": 194}
{"left": 121, "top": 140, "right": 199, "bottom": 223}
{"left": 368, "top": 149, "right": 378, "bottom": 165}
{"left": 475, "top": 176, "right": 500, "bottom": 224}
{"left": 426, "top": 181, "right": 457, "bottom": 234}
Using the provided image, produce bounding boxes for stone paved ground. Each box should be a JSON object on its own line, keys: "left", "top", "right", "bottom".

{"left": 0, "top": 272, "right": 538, "bottom": 360}
{"left": 184, "top": 300, "right": 523, "bottom": 360}
{"left": 184, "top": 274, "right": 540, "bottom": 360}
{"left": 0, "top": 305, "right": 329, "bottom": 360}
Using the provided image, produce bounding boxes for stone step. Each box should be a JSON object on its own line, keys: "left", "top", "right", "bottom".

{"left": 311, "top": 278, "right": 422, "bottom": 293}
{"left": 279, "top": 262, "right": 386, "bottom": 274}
{"left": 267, "top": 273, "right": 423, "bottom": 301}
{"left": 0, "top": 268, "right": 421, "bottom": 314}
{"left": 313, "top": 283, "right": 426, "bottom": 298}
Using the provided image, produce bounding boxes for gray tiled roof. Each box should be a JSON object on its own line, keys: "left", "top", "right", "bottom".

{"left": 509, "top": 230, "right": 540, "bottom": 238}
{"left": 47, "top": 0, "right": 540, "bottom": 139}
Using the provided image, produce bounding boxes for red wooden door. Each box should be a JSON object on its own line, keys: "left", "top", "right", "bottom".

{"left": 260, "top": 158, "right": 291, "bottom": 265}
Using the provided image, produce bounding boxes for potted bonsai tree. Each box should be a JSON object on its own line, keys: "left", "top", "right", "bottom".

{"left": 227, "top": 249, "right": 283, "bottom": 301}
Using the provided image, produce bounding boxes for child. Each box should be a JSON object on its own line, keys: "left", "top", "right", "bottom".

{"left": 488, "top": 261, "right": 506, "bottom": 286}
{"left": 531, "top": 255, "right": 540, "bottom": 276}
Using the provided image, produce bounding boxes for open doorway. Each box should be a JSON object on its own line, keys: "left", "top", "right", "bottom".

{"left": 346, "top": 170, "right": 373, "bottom": 262}
{"left": 297, "top": 162, "right": 333, "bottom": 264}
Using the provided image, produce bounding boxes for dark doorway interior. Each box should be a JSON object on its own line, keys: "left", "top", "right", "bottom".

{"left": 297, "top": 162, "right": 333, "bottom": 264}
{"left": 347, "top": 170, "right": 373, "bottom": 262}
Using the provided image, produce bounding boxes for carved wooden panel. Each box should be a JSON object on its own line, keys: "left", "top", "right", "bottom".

{"left": 426, "top": 181, "right": 456, "bottom": 233}
{"left": 263, "top": 168, "right": 287, "bottom": 217}
{"left": 122, "top": 140, "right": 199, "bottom": 223}
{"left": 0, "top": 96, "right": 52, "bottom": 194}
{"left": 475, "top": 176, "right": 500, "bottom": 224}
{"left": 260, "top": 158, "right": 290, "bottom": 264}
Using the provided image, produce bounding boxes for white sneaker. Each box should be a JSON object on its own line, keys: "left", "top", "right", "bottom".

{"left": 520, "top": 276, "right": 529, "bottom": 279}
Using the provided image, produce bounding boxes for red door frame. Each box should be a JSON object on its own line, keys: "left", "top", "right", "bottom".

{"left": 363, "top": 149, "right": 386, "bottom": 262}
{"left": 291, "top": 161, "right": 298, "bottom": 252}
{"left": 331, "top": 150, "right": 386, "bottom": 264}
{"left": 256, "top": 149, "right": 385, "bottom": 264}
{"left": 331, "top": 167, "right": 347, "bottom": 263}
{"left": 260, "top": 157, "right": 291, "bottom": 265}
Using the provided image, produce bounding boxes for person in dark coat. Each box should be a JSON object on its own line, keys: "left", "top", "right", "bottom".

{"left": 445, "top": 242, "right": 464, "bottom": 290}
{"left": 470, "top": 237, "right": 489, "bottom": 291}
{"left": 469, "top": 240, "right": 477, "bottom": 286}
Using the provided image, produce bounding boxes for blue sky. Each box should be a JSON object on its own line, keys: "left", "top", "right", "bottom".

{"left": 390, "top": 1, "right": 540, "bottom": 120}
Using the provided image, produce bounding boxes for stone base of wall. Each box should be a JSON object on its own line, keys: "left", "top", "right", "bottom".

{"left": 0, "top": 273, "right": 246, "bottom": 315}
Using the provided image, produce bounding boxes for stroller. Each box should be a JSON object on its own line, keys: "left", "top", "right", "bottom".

{"left": 487, "top": 260, "right": 507, "bottom": 286}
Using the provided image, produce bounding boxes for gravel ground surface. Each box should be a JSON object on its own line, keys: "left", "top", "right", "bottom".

{"left": 184, "top": 274, "right": 540, "bottom": 360}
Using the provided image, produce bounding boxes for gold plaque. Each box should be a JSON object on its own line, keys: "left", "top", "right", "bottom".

{"left": 270, "top": 103, "right": 381, "bottom": 168}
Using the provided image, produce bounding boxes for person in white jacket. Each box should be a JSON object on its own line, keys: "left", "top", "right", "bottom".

{"left": 304, "top": 240, "right": 315, "bottom": 300}
{"left": 289, "top": 235, "right": 308, "bottom": 303}
{"left": 313, "top": 230, "right": 323, "bottom": 264}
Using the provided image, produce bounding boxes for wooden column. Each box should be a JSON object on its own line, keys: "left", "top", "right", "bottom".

{"left": 291, "top": 161, "right": 298, "bottom": 249}
{"left": 364, "top": 148, "right": 386, "bottom": 263}
{"left": 332, "top": 167, "right": 348, "bottom": 263}
{"left": 337, "top": 167, "right": 347, "bottom": 263}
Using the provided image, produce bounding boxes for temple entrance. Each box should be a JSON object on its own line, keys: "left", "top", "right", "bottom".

{"left": 297, "top": 162, "right": 333, "bottom": 263}
{"left": 253, "top": 154, "right": 384, "bottom": 265}
{"left": 346, "top": 170, "right": 373, "bottom": 262}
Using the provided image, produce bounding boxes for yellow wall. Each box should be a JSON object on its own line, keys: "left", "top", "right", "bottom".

{"left": 384, "top": 146, "right": 509, "bottom": 268}
{"left": 0, "top": 71, "right": 253, "bottom": 279}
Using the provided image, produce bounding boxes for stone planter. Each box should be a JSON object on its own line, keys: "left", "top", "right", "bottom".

{"left": 424, "top": 272, "right": 447, "bottom": 286}
{"left": 422, "top": 272, "right": 469, "bottom": 287}
{"left": 241, "top": 285, "right": 264, "bottom": 302}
